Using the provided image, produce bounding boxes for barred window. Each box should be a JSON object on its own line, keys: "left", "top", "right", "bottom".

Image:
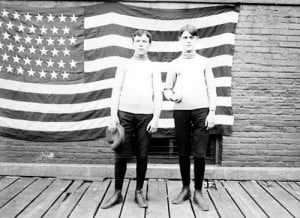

{"left": 148, "top": 134, "right": 222, "bottom": 164}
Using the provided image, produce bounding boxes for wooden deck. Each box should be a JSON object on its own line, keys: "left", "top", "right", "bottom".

{"left": 0, "top": 176, "right": 299, "bottom": 218}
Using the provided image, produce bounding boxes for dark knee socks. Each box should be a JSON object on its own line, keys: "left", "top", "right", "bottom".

{"left": 179, "top": 156, "right": 206, "bottom": 190}
{"left": 194, "top": 157, "right": 205, "bottom": 190}
{"left": 136, "top": 158, "right": 148, "bottom": 190}
{"left": 115, "top": 158, "right": 148, "bottom": 191}
{"left": 179, "top": 155, "right": 191, "bottom": 187}
{"left": 115, "top": 158, "right": 127, "bottom": 190}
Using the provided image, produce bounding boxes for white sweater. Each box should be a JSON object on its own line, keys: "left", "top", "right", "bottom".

{"left": 111, "top": 58, "right": 162, "bottom": 118}
{"left": 164, "top": 55, "right": 217, "bottom": 110}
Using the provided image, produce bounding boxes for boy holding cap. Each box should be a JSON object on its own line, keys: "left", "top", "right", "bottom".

{"left": 102, "top": 30, "right": 162, "bottom": 209}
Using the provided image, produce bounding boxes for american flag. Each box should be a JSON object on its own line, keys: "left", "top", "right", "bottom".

{"left": 0, "top": 3, "right": 239, "bottom": 141}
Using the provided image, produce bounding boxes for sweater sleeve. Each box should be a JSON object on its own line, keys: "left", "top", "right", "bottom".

{"left": 152, "top": 70, "right": 163, "bottom": 120}
{"left": 163, "top": 63, "right": 176, "bottom": 100}
{"left": 110, "top": 65, "right": 125, "bottom": 118}
{"left": 204, "top": 59, "right": 217, "bottom": 111}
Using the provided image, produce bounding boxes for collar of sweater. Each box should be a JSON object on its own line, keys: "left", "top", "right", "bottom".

{"left": 132, "top": 54, "right": 149, "bottom": 61}
{"left": 181, "top": 51, "right": 197, "bottom": 59}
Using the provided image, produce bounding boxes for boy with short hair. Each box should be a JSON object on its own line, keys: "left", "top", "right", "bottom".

{"left": 164, "top": 24, "right": 217, "bottom": 211}
{"left": 101, "top": 30, "right": 162, "bottom": 209}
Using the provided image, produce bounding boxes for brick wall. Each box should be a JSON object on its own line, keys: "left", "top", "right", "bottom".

{"left": 222, "top": 4, "right": 300, "bottom": 167}
{"left": 0, "top": 2, "right": 299, "bottom": 167}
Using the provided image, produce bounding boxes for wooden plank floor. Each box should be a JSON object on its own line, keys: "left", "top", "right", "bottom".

{"left": 0, "top": 176, "right": 299, "bottom": 218}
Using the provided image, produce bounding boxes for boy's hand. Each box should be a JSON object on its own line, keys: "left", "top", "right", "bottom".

{"left": 108, "top": 116, "right": 119, "bottom": 133}
{"left": 205, "top": 111, "right": 215, "bottom": 130}
{"left": 171, "top": 92, "right": 182, "bottom": 103}
{"left": 146, "top": 119, "right": 158, "bottom": 134}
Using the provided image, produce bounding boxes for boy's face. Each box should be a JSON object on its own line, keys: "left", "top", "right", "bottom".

{"left": 179, "top": 30, "right": 198, "bottom": 53}
{"left": 132, "top": 34, "right": 151, "bottom": 56}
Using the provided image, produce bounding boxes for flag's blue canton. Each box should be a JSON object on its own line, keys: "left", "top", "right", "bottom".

{"left": 0, "top": 8, "right": 83, "bottom": 83}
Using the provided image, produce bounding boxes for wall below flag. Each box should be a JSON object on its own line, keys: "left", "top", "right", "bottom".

{"left": 0, "top": 2, "right": 239, "bottom": 141}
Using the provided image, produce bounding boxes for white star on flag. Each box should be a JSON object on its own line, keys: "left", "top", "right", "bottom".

{"left": 47, "top": 59, "right": 54, "bottom": 67}
{"left": 46, "top": 37, "right": 54, "bottom": 46}
{"left": 7, "top": 43, "right": 14, "bottom": 51}
{"left": 62, "top": 71, "right": 69, "bottom": 79}
{"left": 39, "top": 69, "right": 46, "bottom": 78}
{"left": 6, "top": 64, "right": 13, "bottom": 73}
{"left": 69, "top": 36, "right": 76, "bottom": 45}
{"left": 36, "top": 13, "right": 43, "bottom": 22}
{"left": 12, "top": 11, "right": 20, "bottom": 19}
{"left": 51, "top": 26, "right": 59, "bottom": 34}
{"left": 70, "top": 59, "right": 77, "bottom": 68}
{"left": 24, "top": 35, "right": 32, "bottom": 44}
{"left": 18, "top": 23, "right": 25, "bottom": 32}
{"left": 14, "top": 34, "right": 21, "bottom": 42}
{"left": 24, "top": 57, "right": 31, "bottom": 65}
{"left": 58, "top": 37, "right": 65, "bottom": 45}
{"left": 47, "top": 14, "right": 55, "bottom": 22}
{"left": 17, "top": 44, "right": 25, "bottom": 53}
{"left": 3, "top": 32, "right": 10, "bottom": 40}
{"left": 2, "top": 53, "right": 9, "bottom": 61}
{"left": 35, "top": 59, "right": 43, "bottom": 66}
{"left": 59, "top": 14, "right": 66, "bottom": 22}
{"left": 36, "top": 36, "right": 43, "bottom": 45}
{"left": 7, "top": 21, "right": 14, "bottom": 30}
{"left": 24, "top": 13, "right": 32, "bottom": 21}
{"left": 17, "top": 66, "right": 24, "bottom": 75}
{"left": 51, "top": 48, "right": 59, "bottom": 56}
{"left": 40, "top": 26, "right": 47, "bottom": 34}
{"left": 58, "top": 60, "right": 65, "bottom": 68}
{"left": 63, "top": 48, "right": 70, "bottom": 56}
{"left": 2, "top": 9, "right": 9, "bottom": 17}
{"left": 70, "top": 14, "right": 78, "bottom": 22}
{"left": 29, "top": 25, "right": 36, "bottom": 34}
{"left": 13, "top": 55, "right": 20, "bottom": 63}
{"left": 62, "top": 26, "right": 70, "bottom": 34}
{"left": 50, "top": 70, "right": 58, "bottom": 79}
{"left": 40, "top": 47, "right": 48, "bottom": 55}
{"left": 28, "top": 68, "right": 35, "bottom": 76}
{"left": 29, "top": 46, "right": 36, "bottom": 54}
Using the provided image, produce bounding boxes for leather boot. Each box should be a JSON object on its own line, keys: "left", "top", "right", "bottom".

{"left": 101, "top": 191, "right": 123, "bottom": 209}
{"left": 172, "top": 186, "right": 191, "bottom": 204}
{"left": 193, "top": 190, "right": 209, "bottom": 211}
{"left": 135, "top": 190, "right": 148, "bottom": 208}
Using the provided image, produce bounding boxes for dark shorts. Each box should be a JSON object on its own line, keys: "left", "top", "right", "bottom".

{"left": 115, "top": 110, "right": 153, "bottom": 159}
{"left": 173, "top": 108, "right": 209, "bottom": 158}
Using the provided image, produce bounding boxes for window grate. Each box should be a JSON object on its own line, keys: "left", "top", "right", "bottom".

{"left": 148, "top": 134, "right": 221, "bottom": 164}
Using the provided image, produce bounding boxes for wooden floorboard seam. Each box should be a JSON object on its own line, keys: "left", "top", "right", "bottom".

{"left": 257, "top": 181, "right": 299, "bottom": 218}
{"left": 220, "top": 181, "right": 246, "bottom": 218}
{"left": 237, "top": 181, "right": 270, "bottom": 218}
{"left": 1, "top": 177, "right": 300, "bottom": 218}
{"left": 14, "top": 178, "right": 56, "bottom": 218}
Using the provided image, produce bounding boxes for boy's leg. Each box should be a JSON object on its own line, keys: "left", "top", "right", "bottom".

{"left": 101, "top": 111, "right": 133, "bottom": 209}
{"left": 136, "top": 157, "right": 148, "bottom": 191}
{"left": 115, "top": 158, "right": 127, "bottom": 191}
{"left": 134, "top": 114, "right": 153, "bottom": 208}
{"left": 194, "top": 157, "right": 205, "bottom": 190}
{"left": 191, "top": 108, "right": 209, "bottom": 190}
{"left": 191, "top": 108, "right": 209, "bottom": 211}
{"left": 135, "top": 113, "right": 152, "bottom": 190}
{"left": 193, "top": 157, "right": 209, "bottom": 211}
{"left": 101, "top": 158, "right": 126, "bottom": 209}
{"left": 115, "top": 110, "right": 135, "bottom": 188}
{"left": 172, "top": 110, "right": 192, "bottom": 204}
